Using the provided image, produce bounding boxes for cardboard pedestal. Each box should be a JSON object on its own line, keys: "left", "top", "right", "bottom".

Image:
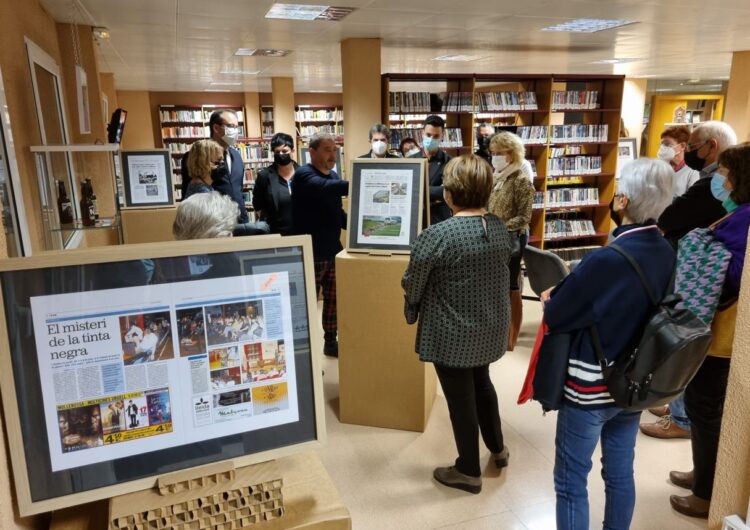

{"left": 336, "top": 250, "right": 436, "bottom": 432}
{"left": 122, "top": 207, "right": 177, "bottom": 244}
{"left": 49, "top": 453, "right": 351, "bottom": 530}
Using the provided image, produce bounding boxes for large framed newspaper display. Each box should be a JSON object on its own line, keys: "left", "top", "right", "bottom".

{"left": 346, "top": 158, "right": 426, "bottom": 254}
{"left": 0, "top": 236, "right": 325, "bottom": 515}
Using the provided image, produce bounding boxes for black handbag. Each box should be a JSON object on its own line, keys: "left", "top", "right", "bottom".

{"left": 531, "top": 330, "right": 573, "bottom": 412}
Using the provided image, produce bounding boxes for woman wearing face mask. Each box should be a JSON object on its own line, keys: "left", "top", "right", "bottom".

{"left": 400, "top": 138, "right": 420, "bottom": 158}
{"left": 487, "top": 132, "right": 535, "bottom": 351}
{"left": 657, "top": 125, "right": 700, "bottom": 197}
{"left": 670, "top": 142, "right": 750, "bottom": 519}
{"left": 360, "top": 124, "right": 398, "bottom": 159}
{"left": 184, "top": 140, "right": 225, "bottom": 200}
{"left": 253, "top": 132, "right": 298, "bottom": 235}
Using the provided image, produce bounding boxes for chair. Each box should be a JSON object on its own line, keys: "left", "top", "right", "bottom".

{"left": 523, "top": 245, "right": 570, "bottom": 299}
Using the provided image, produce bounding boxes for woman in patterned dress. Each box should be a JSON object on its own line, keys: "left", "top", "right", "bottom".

{"left": 402, "top": 154, "right": 512, "bottom": 494}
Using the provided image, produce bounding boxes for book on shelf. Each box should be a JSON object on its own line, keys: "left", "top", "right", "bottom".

{"left": 545, "top": 219, "right": 597, "bottom": 239}
{"left": 167, "top": 143, "right": 193, "bottom": 154}
{"left": 298, "top": 124, "right": 344, "bottom": 137}
{"left": 295, "top": 109, "right": 344, "bottom": 122}
{"left": 545, "top": 187, "right": 600, "bottom": 208}
{"left": 551, "top": 91, "right": 600, "bottom": 110}
{"left": 161, "top": 126, "right": 210, "bottom": 139}
{"left": 262, "top": 125, "right": 274, "bottom": 137}
{"left": 440, "top": 92, "right": 474, "bottom": 112}
{"left": 547, "top": 156, "right": 602, "bottom": 176}
{"left": 476, "top": 91, "right": 538, "bottom": 112}
{"left": 389, "top": 113, "right": 447, "bottom": 123}
{"left": 533, "top": 191, "right": 545, "bottom": 209}
{"left": 528, "top": 159, "right": 538, "bottom": 177}
{"left": 549, "top": 146, "right": 582, "bottom": 157}
{"left": 516, "top": 126, "right": 548, "bottom": 145}
{"left": 159, "top": 108, "right": 245, "bottom": 123}
{"left": 389, "top": 92, "right": 432, "bottom": 113}
{"left": 237, "top": 141, "right": 271, "bottom": 162}
{"left": 262, "top": 109, "right": 274, "bottom": 122}
{"left": 550, "top": 124, "right": 608, "bottom": 143}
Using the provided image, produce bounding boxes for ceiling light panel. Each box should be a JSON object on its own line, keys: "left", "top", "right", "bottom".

{"left": 542, "top": 18, "right": 637, "bottom": 33}
{"left": 233, "top": 48, "right": 291, "bottom": 57}
{"left": 432, "top": 54, "right": 485, "bottom": 62}
{"left": 265, "top": 3, "right": 356, "bottom": 21}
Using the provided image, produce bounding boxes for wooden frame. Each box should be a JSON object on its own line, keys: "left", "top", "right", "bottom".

{"left": 121, "top": 149, "right": 175, "bottom": 208}
{"left": 346, "top": 158, "right": 426, "bottom": 255}
{"left": 617, "top": 137, "right": 638, "bottom": 179}
{"left": 0, "top": 235, "right": 326, "bottom": 516}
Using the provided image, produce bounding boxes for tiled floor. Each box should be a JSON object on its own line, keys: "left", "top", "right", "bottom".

{"left": 314, "top": 296, "right": 707, "bottom": 530}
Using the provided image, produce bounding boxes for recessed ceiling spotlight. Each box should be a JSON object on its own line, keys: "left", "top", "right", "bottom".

{"left": 432, "top": 54, "right": 485, "bottom": 62}
{"left": 265, "top": 3, "right": 356, "bottom": 21}
{"left": 233, "top": 48, "right": 291, "bottom": 57}
{"left": 543, "top": 18, "right": 637, "bottom": 33}
{"left": 592, "top": 58, "right": 641, "bottom": 64}
{"left": 92, "top": 27, "right": 110, "bottom": 39}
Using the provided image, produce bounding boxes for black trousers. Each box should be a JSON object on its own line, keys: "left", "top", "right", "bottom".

{"left": 434, "top": 364, "right": 504, "bottom": 477}
{"left": 684, "top": 355, "right": 731, "bottom": 500}
{"left": 508, "top": 232, "right": 528, "bottom": 291}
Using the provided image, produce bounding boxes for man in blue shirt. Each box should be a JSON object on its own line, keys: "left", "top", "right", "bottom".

{"left": 292, "top": 133, "right": 349, "bottom": 357}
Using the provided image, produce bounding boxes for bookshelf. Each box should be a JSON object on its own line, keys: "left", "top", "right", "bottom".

{"left": 237, "top": 137, "right": 273, "bottom": 215}
{"left": 294, "top": 104, "right": 344, "bottom": 146}
{"left": 261, "top": 105, "right": 274, "bottom": 138}
{"left": 381, "top": 73, "right": 624, "bottom": 260}
{"left": 159, "top": 104, "right": 246, "bottom": 201}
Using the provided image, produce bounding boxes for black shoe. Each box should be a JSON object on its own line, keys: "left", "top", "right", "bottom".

{"left": 433, "top": 466, "right": 482, "bottom": 494}
{"left": 324, "top": 340, "right": 338, "bottom": 357}
{"left": 492, "top": 446, "right": 510, "bottom": 468}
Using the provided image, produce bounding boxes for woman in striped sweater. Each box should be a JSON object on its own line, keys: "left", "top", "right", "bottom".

{"left": 541, "top": 158, "right": 676, "bottom": 530}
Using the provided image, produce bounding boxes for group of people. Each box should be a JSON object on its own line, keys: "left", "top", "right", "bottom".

{"left": 402, "top": 120, "right": 748, "bottom": 529}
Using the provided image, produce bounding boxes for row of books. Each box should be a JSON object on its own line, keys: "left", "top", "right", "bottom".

{"left": 298, "top": 124, "right": 344, "bottom": 137}
{"left": 476, "top": 92, "right": 538, "bottom": 111}
{"left": 167, "top": 143, "right": 193, "bottom": 154}
{"left": 545, "top": 187, "right": 600, "bottom": 208}
{"left": 389, "top": 113, "right": 447, "bottom": 123}
{"left": 441, "top": 92, "right": 474, "bottom": 112}
{"left": 547, "top": 156, "right": 602, "bottom": 176}
{"left": 262, "top": 110, "right": 274, "bottom": 122}
{"left": 262, "top": 126, "right": 274, "bottom": 137}
{"left": 237, "top": 142, "right": 272, "bottom": 162}
{"left": 159, "top": 109, "right": 245, "bottom": 123}
{"left": 295, "top": 109, "right": 344, "bottom": 122}
{"left": 551, "top": 91, "right": 600, "bottom": 110}
{"left": 549, "top": 146, "right": 582, "bottom": 157}
{"left": 161, "top": 126, "right": 209, "bottom": 139}
{"left": 550, "top": 124, "right": 609, "bottom": 143}
{"left": 389, "top": 92, "right": 432, "bottom": 113}
{"left": 389, "top": 128, "right": 464, "bottom": 149}
{"left": 545, "top": 219, "right": 597, "bottom": 239}
{"left": 548, "top": 245, "right": 599, "bottom": 261}
{"left": 516, "top": 126, "right": 549, "bottom": 145}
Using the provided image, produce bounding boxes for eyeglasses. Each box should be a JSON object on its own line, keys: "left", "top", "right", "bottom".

{"left": 687, "top": 141, "right": 707, "bottom": 152}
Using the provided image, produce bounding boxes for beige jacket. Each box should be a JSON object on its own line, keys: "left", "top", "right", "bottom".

{"left": 487, "top": 163, "right": 536, "bottom": 232}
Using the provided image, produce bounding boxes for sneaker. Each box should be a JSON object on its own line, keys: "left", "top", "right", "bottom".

{"left": 639, "top": 416, "right": 691, "bottom": 439}
{"left": 323, "top": 339, "right": 338, "bottom": 358}
{"left": 648, "top": 405, "right": 670, "bottom": 417}
{"left": 492, "top": 446, "right": 510, "bottom": 468}
{"left": 433, "top": 466, "right": 481, "bottom": 494}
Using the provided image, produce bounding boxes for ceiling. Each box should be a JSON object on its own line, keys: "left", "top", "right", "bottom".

{"left": 39, "top": 0, "right": 750, "bottom": 92}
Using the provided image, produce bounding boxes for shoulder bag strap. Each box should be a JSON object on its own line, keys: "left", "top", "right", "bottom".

{"left": 608, "top": 244, "right": 659, "bottom": 306}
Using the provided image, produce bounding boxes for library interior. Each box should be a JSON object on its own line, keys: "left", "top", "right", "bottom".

{"left": 1, "top": 0, "right": 750, "bottom": 529}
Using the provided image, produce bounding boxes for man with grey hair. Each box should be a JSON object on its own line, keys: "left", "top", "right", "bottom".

{"left": 474, "top": 122, "right": 495, "bottom": 164}
{"left": 173, "top": 192, "right": 239, "bottom": 240}
{"left": 359, "top": 123, "right": 398, "bottom": 159}
{"left": 292, "top": 133, "right": 349, "bottom": 357}
{"left": 658, "top": 121, "right": 738, "bottom": 249}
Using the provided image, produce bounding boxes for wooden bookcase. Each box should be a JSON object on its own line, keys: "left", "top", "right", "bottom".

{"left": 158, "top": 104, "right": 245, "bottom": 201}
{"left": 261, "top": 105, "right": 275, "bottom": 139}
{"left": 381, "top": 73, "right": 624, "bottom": 260}
{"left": 294, "top": 104, "right": 344, "bottom": 146}
{"left": 237, "top": 137, "right": 273, "bottom": 216}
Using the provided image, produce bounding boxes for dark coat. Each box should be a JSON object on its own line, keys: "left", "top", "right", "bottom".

{"left": 252, "top": 163, "right": 297, "bottom": 235}
{"left": 409, "top": 149, "right": 452, "bottom": 224}
{"left": 181, "top": 146, "right": 248, "bottom": 223}
{"left": 358, "top": 151, "right": 399, "bottom": 159}
{"left": 658, "top": 176, "right": 726, "bottom": 249}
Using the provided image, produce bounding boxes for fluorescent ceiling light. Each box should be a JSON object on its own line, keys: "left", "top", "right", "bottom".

{"left": 265, "top": 3, "right": 356, "bottom": 21}
{"left": 543, "top": 18, "right": 637, "bottom": 33}
{"left": 210, "top": 81, "right": 242, "bottom": 86}
{"left": 432, "top": 54, "right": 484, "bottom": 62}
{"left": 234, "top": 48, "right": 257, "bottom": 56}
{"left": 592, "top": 58, "right": 641, "bottom": 64}
{"left": 205, "top": 89, "right": 231, "bottom": 92}
{"left": 220, "top": 69, "right": 261, "bottom": 75}
{"left": 233, "top": 48, "right": 290, "bottom": 57}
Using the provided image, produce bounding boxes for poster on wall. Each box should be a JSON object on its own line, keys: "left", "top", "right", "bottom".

{"left": 121, "top": 149, "right": 174, "bottom": 207}
{"left": 616, "top": 138, "right": 638, "bottom": 180}
{"left": 346, "top": 158, "right": 426, "bottom": 254}
{"left": 0, "top": 237, "right": 323, "bottom": 515}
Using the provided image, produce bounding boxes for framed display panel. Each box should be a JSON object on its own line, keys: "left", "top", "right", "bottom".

{"left": 616, "top": 137, "right": 637, "bottom": 179}
{"left": 346, "top": 158, "right": 426, "bottom": 254}
{"left": 298, "top": 147, "right": 343, "bottom": 176}
{"left": 0, "top": 236, "right": 325, "bottom": 515}
{"left": 121, "top": 149, "right": 174, "bottom": 208}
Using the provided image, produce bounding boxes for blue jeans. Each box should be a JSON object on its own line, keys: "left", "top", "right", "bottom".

{"left": 669, "top": 393, "right": 691, "bottom": 431}
{"left": 554, "top": 404, "right": 642, "bottom": 530}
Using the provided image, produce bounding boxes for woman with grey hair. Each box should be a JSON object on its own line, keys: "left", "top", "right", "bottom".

{"left": 173, "top": 192, "right": 239, "bottom": 240}
{"left": 540, "top": 158, "right": 676, "bottom": 529}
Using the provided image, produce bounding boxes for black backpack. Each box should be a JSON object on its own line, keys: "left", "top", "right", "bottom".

{"left": 589, "top": 244, "right": 713, "bottom": 411}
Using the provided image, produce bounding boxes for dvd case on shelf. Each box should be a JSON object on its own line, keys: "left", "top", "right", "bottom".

{"left": 551, "top": 91, "right": 600, "bottom": 110}
{"left": 550, "top": 124, "right": 608, "bottom": 143}
{"left": 476, "top": 91, "right": 538, "bottom": 111}
{"left": 547, "top": 156, "right": 602, "bottom": 176}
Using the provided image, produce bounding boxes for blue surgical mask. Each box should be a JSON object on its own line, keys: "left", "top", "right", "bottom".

{"left": 710, "top": 173, "right": 731, "bottom": 203}
{"left": 422, "top": 136, "right": 439, "bottom": 153}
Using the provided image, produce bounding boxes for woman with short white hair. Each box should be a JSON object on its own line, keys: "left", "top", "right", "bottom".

{"left": 540, "top": 158, "right": 676, "bottom": 530}
{"left": 173, "top": 192, "right": 238, "bottom": 240}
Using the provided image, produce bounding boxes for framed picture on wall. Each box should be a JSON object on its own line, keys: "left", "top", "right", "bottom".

{"left": 616, "top": 137, "right": 638, "bottom": 179}
{"left": 346, "top": 158, "right": 426, "bottom": 254}
{"left": 121, "top": 149, "right": 174, "bottom": 207}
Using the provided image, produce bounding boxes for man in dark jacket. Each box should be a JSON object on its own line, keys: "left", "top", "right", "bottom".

{"left": 409, "top": 115, "right": 452, "bottom": 224}
{"left": 292, "top": 133, "right": 349, "bottom": 357}
{"left": 359, "top": 123, "right": 399, "bottom": 159}
{"left": 181, "top": 110, "right": 248, "bottom": 223}
{"left": 474, "top": 122, "right": 495, "bottom": 165}
{"left": 658, "top": 121, "right": 737, "bottom": 248}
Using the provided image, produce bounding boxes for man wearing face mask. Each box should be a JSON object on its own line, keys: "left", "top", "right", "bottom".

{"left": 359, "top": 124, "right": 398, "bottom": 159}
{"left": 253, "top": 132, "right": 297, "bottom": 235}
{"left": 409, "top": 115, "right": 452, "bottom": 224}
{"left": 657, "top": 125, "right": 700, "bottom": 197}
{"left": 180, "top": 110, "right": 248, "bottom": 223}
{"left": 474, "top": 123, "right": 495, "bottom": 165}
{"left": 658, "top": 121, "right": 737, "bottom": 249}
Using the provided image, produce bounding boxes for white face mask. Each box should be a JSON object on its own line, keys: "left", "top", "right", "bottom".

{"left": 371, "top": 140, "right": 387, "bottom": 156}
{"left": 657, "top": 144, "right": 676, "bottom": 162}
{"left": 406, "top": 147, "right": 421, "bottom": 157}
{"left": 222, "top": 126, "right": 239, "bottom": 147}
{"left": 492, "top": 155, "right": 510, "bottom": 172}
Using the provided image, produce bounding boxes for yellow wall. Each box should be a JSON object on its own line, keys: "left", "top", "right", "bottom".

{"left": 116, "top": 91, "right": 156, "bottom": 150}
{"left": 646, "top": 94, "right": 725, "bottom": 158}
{"left": 99, "top": 73, "right": 118, "bottom": 121}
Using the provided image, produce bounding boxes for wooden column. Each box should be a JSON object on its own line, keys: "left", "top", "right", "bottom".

{"left": 341, "top": 38, "right": 381, "bottom": 176}
{"left": 243, "top": 92, "right": 262, "bottom": 138}
{"left": 622, "top": 78, "right": 647, "bottom": 153}
{"left": 271, "top": 78, "right": 296, "bottom": 149}
{"left": 724, "top": 51, "right": 750, "bottom": 143}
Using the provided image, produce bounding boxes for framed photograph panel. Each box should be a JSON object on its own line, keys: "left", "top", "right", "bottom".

{"left": 121, "top": 149, "right": 174, "bottom": 207}
{"left": 0, "top": 236, "right": 325, "bottom": 515}
{"left": 616, "top": 137, "right": 637, "bottom": 179}
{"left": 346, "top": 158, "right": 426, "bottom": 254}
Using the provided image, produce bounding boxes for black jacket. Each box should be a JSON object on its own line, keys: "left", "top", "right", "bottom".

{"left": 657, "top": 176, "right": 726, "bottom": 248}
{"left": 409, "top": 149, "right": 452, "bottom": 224}
{"left": 358, "top": 151, "right": 399, "bottom": 159}
{"left": 474, "top": 149, "right": 492, "bottom": 165}
{"left": 252, "top": 163, "right": 297, "bottom": 235}
{"left": 181, "top": 147, "right": 248, "bottom": 223}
